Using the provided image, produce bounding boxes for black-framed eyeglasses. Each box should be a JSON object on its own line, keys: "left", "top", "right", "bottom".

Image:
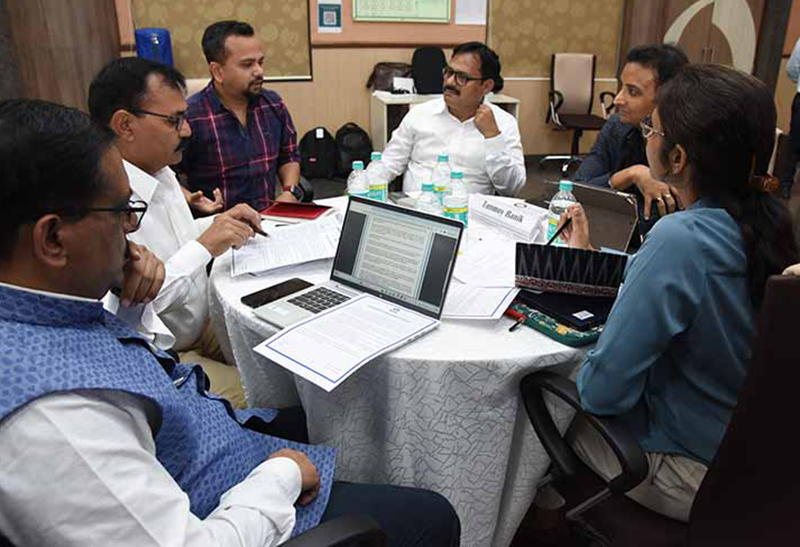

{"left": 640, "top": 116, "right": 666, "bottom": 140}
{"left": 130, "top": 109, "right": 188, "bottom": 131}
{"left": 442, "top": 66, "right": 487, "bottom": 87}
{"left": 83, "top": 199, "right": 149, "bottom": 231}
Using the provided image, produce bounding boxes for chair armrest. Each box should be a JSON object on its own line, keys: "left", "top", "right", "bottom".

{"left": 282, "top": 515, "right": 386, "bottom": 547}
{"left": 547, "top": 90, "right": 565, "bottom": 125}
{"left": 599, "top": 91, "right": 616, "bottom": 119}
{"left": 520, "top": 370, "right": 649, "bottom": 495}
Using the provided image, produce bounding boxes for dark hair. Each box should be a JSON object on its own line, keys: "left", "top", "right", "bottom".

{"left": 202, "top": 20, "right": 255, "bottom": 64}
{"left": 657, "top": 64, "right": 798, "bottom": 308}
{"left": 0, "top": 99, "right": 116, "bottom": 261}
{"left": 625, "top": 43, "right": 688, "bottom": 86}
{"left": 88, "top": 57, "right": 186, "bottom": 127}
{"left": 452, "top": 42, "right": 504, "bottom": 93}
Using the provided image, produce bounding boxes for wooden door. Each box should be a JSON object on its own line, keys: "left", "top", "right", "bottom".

{"left": 663, "top": 0, "right": 714, "bottom": 63}
{"left": 5, "top": 0, "right": 120, "bottom": 111}
{"left": 706, "top": 0, "right": 764, "bottom": 72}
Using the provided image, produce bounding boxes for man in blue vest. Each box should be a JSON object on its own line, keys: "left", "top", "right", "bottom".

{"left": 0, "top": 99, "right": 459, "bottom": 546}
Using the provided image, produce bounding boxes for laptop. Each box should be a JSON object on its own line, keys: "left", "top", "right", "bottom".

{"left": 254, "top": 196, "right": 464, "bottom": 329}
{"left": 527, "top": 180, "right": 638, "bottom": 252}
{"left": 516, "top": 289, "right": 615, "bottom": 331}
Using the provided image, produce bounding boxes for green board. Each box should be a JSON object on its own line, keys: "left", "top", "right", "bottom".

{"left": 353, "top": 0, "right": 450, "bottom": 23}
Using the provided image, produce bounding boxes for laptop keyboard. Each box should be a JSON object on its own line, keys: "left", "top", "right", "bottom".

{"left": 287, "top": 287, "right": 351, "bottom": 314}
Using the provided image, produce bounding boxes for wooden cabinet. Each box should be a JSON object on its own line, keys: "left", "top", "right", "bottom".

{"left": 620, "top": 0, "right": 764, "bottom": 73}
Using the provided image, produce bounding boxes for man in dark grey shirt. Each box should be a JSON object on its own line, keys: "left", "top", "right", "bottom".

{"left": 574, "top": 44, "right": 688, "bottom": 237}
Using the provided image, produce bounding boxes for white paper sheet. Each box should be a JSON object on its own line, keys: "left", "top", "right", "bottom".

{"left": 453, "top": 239, "right": 516, "bottom": 287}
{"left": 253, "top": 294, "right": 439, "bottom": 392}
{"left": 455, "top": 0, "right": 487, "bottom": 25}
{"left": 231, "top": 216, "right": 341, "bottom": 276}
{"left": 443, "top": 284, "right": 519, "bottom": 319}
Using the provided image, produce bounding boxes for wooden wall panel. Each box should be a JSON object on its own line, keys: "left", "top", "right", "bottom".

{"left": 6, "top": 0, "right": 119, "bottom": 111}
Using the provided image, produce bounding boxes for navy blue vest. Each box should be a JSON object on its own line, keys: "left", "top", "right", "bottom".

{"left": 0, "top": 285, "right": 336, "bottom": 537}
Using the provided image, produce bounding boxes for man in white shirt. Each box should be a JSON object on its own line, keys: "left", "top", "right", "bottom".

{"left": 89, "top": 57, "right": 264, "bottom": 408}
{"left": 381, "top": 42, "right": 526, "bottom": 196}
{"left": 783, "top": 37, "right": 800, "bottom": 200}
{"left": 0, "top": 98, "right": 460, "bottom": 547}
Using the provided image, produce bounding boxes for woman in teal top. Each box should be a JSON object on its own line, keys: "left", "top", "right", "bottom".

{"left": 559, "top": 64, "right": 798, "bottom": 521}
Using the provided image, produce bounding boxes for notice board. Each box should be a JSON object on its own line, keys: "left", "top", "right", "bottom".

{"left": 353, "top": 0, "right": 450, "bottom": 23}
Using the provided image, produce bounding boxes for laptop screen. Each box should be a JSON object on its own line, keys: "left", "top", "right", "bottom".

{"left": 331, "top": 196, "right": 464, "bottom": 318}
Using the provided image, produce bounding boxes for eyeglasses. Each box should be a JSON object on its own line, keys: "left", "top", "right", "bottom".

{"left": 83, "top": 199, "right": 149, "bottom": 231}
{"left": 442, "top": 66, "right": 487, "bottom": 87}
{"left": 640, "top": 116, "right": 666, "bottom": 140}
{"left": 131, "top": 109, "right": 188, "bottom": 131}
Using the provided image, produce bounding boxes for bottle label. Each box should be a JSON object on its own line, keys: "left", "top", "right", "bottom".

{"left": 444, "top": 206, "right": 468, "bottom": 225}
{"left": 546, "top": 213, "right": 566, "bottom": 246}
{"left": 349, "top": 190, "right": 369, "bottom": 198}
{"left": 368, "top": 183, "right": 386, "bottom": 202}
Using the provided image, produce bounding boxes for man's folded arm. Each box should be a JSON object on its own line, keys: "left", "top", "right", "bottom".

{"left": 0, "top": 390, "right": 301, "bottom": 547}
{"left": 484, "top": 118, "right": 525, "bottom": 196}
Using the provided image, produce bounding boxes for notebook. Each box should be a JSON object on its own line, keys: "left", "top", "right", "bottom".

{"left": 260, "top": 201, "right": 334, "bottom": 223}
{"left": 254, "top": 196, "right": 464, "bottom": 329}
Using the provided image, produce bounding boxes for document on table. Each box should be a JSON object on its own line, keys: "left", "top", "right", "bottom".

{"left": 453, "top": 239, "right": 516, "bottom": 287}
{"left": 442, "top": 284, "right": 519, "bottom": 320}
{"left": 231, "top": 216, "right": 341, "bottom": 276}
{"left": 253, "top": 294, "right": 439, "bottom": 392}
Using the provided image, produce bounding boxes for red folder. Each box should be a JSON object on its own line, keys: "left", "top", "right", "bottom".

{"left": 259, "top": 201, "right": 333, "bottom": 220}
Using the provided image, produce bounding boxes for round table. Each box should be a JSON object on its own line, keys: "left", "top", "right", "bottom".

{"left": 209, "top": 197, "right": 588, "bottom": 547}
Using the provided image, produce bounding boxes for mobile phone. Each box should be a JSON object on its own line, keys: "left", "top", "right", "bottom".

{"left": 241, "top": 278, "right": 313, "bottom": 309}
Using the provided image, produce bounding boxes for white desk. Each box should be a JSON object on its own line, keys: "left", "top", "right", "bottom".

{"left": 370, "top": 91, "right": 521, "bottom": 150}
{"left": 208, "top": 197, "right": 585, "bottom": 547}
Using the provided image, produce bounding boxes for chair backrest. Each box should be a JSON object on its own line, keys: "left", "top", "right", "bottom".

{"left": 412, "top": 46, "right": 447, "bottom": 94}
{"left": 551, "top": 53, "right": 596, "bottom": 116}
{"left": 688, "top": 275, "right": 800, "bottom": 545}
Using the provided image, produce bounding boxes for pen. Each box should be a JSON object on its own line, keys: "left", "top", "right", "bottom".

{"left": 248, "top": 221, "right": 269, "bottom": 238}
{"left": 508, "top": 317, "right": 525, "bottom": 332}
{"left": 545, "top": 217, "right": 572, "bottom": 246}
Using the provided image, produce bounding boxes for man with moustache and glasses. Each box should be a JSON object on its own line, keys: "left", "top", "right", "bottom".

{"left": 378, "top": 42, "right": 525, "bottom": 196}
{"left": 88, "top": 57, "right": 266, "bottom": 411}
{"left": 176, "top": 20, "right": 303, "bottom": 212}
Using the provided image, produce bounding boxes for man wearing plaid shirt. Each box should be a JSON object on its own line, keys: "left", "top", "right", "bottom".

{"left": 177, "top": 21, "right": 303, "bottom": 213}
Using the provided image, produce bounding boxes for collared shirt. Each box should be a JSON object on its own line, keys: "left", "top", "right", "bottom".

{"left": 380, "top": 97, "right": 526, "bottom": 196}
{"left": 573, "top": 113, "right": 647, "bottom": 189}
{"left": 577, "top": 201, "right": 754, "bottom": 465}
{"left": 178, "top": 83, "right": 301, "bottom": 211}
{"left": 0, "top": 283, "right": 301, "bottom": 547}
{"left": 124, "top": 160, "right": 215, "bottom": 351}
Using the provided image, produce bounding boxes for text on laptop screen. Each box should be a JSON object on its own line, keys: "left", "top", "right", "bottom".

{"left": 331, "top": 199, "right": 462, "bottom": 316}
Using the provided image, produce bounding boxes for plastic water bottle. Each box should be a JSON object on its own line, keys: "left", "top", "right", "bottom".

{"left": 431, "top": 154, "right": 451, "bottom": 205}
{"left": 416, "top": 181, "right": 442, "bottom": 216}
{"left": 443, "top": 171, "right": 468, "bottom": 226}
{"left": 546, "top": 180, "right": 578, "bottom": 246}
{"left": 347, "top": 161, "right": 369, "bottom": 198}
{"left": 366, "top": 151, "right": 388, "bottom": 202}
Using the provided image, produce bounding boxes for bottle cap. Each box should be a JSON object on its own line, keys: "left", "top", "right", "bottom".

{"left": 438, "top": 154, "right": 449, "bottom": 162}
{"left": 451, "top": 171, "right": 464, "bottom": 180}
{"left": 559, "top": 180, "right": 573, "bottom": 192}
{"left": 370, "top": 152, "right": 382, "bottom": 161}
{"left": 352, "top": 161, "right": 364, "bottom": 170}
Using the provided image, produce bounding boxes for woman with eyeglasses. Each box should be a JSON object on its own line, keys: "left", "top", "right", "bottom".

{"left": 557, "top": 64, "right": 798, "bottom": 520}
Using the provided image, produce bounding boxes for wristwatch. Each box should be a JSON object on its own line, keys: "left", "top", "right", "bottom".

{"left": 285, "top": 185, "right": 304, "bottom": 201}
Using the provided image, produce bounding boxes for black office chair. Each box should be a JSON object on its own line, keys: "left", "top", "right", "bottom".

{"left": 519, "top": 274, "right": 800, "bottom": 547}
{"left": 0, "top": 515, "right": 384, "bottom": 547}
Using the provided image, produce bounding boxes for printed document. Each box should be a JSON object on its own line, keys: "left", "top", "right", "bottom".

{"left": 442, "top": 284, "right": 519, "bottom": 320}
{"left": 453, "top": 239, "right": 516, "bottom": 287}
{"left": 232, "top": 216, "right": 341, "bottom": 276}
{"left": 253, "top": 294, "right": 439, "bottom": 392}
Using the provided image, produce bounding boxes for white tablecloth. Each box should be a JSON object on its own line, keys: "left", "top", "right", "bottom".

{"left": 208, "top": 198, "right": 587, "bottom": 547}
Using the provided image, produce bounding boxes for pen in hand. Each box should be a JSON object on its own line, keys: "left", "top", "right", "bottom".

{"left": 545, "top": 217, "right": 572, "bottom": 246}
{"left": 247, "top": 220, "right": 269, "bottom": 238}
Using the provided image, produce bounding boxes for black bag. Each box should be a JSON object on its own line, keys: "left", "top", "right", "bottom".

{"left": 365, "top": 62, "right": 413, "bottom": 92}
{"left": 299, "top": 127, "right": 337, "bottom": 180}
{"left": 335, "top": 122, "right": 373, "bottom": 177}
{"left": 412, "top": 46, "right": 447, "bottom": 95}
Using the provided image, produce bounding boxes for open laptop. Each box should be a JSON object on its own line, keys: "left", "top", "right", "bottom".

{"left": 527, "top": 180, "right": 638, "bottom": 252}
{"left": 254, "top": 196, "right": 464, "bottom": 329}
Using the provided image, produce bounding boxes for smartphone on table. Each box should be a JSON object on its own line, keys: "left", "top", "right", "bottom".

{"left": 241, "top": 278, "right": 313, "bottom": 309}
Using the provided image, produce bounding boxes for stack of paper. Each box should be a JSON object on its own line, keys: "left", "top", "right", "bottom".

{"left": 468, "top": 194, "right": 546, "bottom": 242}
{"left": 231, "top": 216, "right": 341, "bottom": 276}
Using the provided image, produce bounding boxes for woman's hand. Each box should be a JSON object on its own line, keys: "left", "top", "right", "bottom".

{"left": 559, "top": 204, "right": 594, "bottom": 251}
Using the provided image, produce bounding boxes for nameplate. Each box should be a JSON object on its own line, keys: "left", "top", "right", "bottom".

{"left": 469, "top": 195, "right": 545, "bottom": 242}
